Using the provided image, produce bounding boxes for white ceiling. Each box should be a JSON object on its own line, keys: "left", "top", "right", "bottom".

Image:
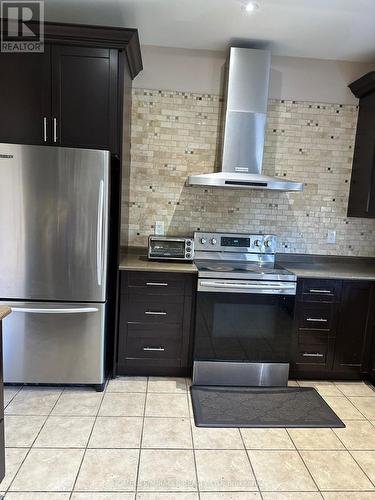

{"left": 45, "top": 0, "right": 375, "bottom": 62}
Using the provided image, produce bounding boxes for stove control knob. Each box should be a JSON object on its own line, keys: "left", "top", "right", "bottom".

{"left": 200, "top": 237, "right": 207, "bottom": 245}
{"left": 264, "top": 239, "right": 273, "bottom": 249}
{"left": 254, "top": 239, "right": 261, "bottom": 247}
{"left": 211, "top": 238, "right": 217, "bottom": 245}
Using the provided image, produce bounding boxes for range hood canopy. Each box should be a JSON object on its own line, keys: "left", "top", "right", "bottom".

{"left": 188, "top": 47, "right": 304, "bottom": 192}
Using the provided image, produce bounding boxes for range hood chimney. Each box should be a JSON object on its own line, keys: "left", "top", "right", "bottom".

{"left": 188, "top": 47, "right": 304, "bottom": 191}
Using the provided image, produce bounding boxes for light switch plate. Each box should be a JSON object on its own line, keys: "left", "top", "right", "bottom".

{"left": 327, "top": 230, "right": 336, "bottom": 244}
{"left": 154, "top": 221, "right": 165, "bottom": 235}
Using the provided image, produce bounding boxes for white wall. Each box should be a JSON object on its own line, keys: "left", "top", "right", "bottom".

{"left": 134, "top": 45, "right": 375, "bottom": 104}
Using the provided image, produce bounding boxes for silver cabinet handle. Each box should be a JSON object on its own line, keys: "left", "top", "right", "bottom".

{"left": 306, "top": 317, "right": 328, "bottom": 322}
{"left": 309, "top": 289, "right": 332, "bottom": 294}
{"left": 143, "top": 347, "right": 165, "bottom": 351}
{"left": 11, "top": 307, "right": 98, "bottom": 314}
{"left": 96, "top": 180, "right": 104, "bottom": 286}
{"left": 43, "top": 117, "right": 47, "bottom": 142}
{"left": 146, "top": 282, "right": 168, "bottom": 286}
{"left": 53, "top": 117, "right": 58, "bottom": 143}
{"left": 145, "top": 311, "right": 167, "bottom": 315}
{"left": 302, "top": 352, "right": 324, "bottom": 358}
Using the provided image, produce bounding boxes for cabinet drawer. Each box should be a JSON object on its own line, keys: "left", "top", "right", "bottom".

{"left": 125, "top": 324, "right": 182, "bottom": 360}
{"left": 295, "top": 343, "right": 328, "bottom": 364}
{"left": 122, "top": 271, "right": 185, "bottom": 296}
{"left": 298, "top": 331, "right": 330, "bottom": 344}
{"left": 300, "top": 279, "right": 341, "bottom": 302}
{"left": 298, "top": 303, "right": 335, "bottom": 331}
{"left": 127, "top": 295, "right": 184, "bottom": 323}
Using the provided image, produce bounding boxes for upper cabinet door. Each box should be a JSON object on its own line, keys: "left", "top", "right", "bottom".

{"left": 51, "top": 46, "right": 119, "bottom": 153}
{"left": 0, "top": 48, "right": 51, "bottom": 146}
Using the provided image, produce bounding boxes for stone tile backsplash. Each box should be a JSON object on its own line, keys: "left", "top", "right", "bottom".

{"left": 123, "top": 88, "right": 375, "bottom": 256}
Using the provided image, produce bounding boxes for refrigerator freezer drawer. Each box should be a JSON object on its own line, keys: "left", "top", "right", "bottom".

{"left": 0, "top": 301, "right": 105, "bottom": 385}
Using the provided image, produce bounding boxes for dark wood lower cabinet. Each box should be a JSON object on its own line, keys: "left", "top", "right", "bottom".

{"left": 117, "top": 271, "right": 196, "bottom": 376}
{"left": 292, "top": 278, "right": 375, "bottom": 380}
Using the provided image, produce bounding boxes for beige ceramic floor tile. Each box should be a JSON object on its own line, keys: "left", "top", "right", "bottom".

{"left": 147, "top": 377, "right": 187, "bottom": 393}
{"left": 0, "top": 448, "right": 29, "bottom": 490}
{"left": 333, "top": 420, "right": 375, "bottom": 450}
{"left": 288, "top": 428, "right": 344, "bottom": 450}
{"left": 75, "top": 449, "right": 139, "bottom": 491}
{"left": 192, "top": 424, "right": 244, "bottom": 449}
{"left": 336, "top": 384, "right": 375, "bottom": 397}
{"left": 288, "top": 381, "right": 299, "bottom": 387}
{"left": 262, "top": 494, "right": 323, "bottom": 500}
{"left": 241, "top": 429, "right": 294, "bottom": 450}
{"left": 99, "top": 393, "right": 146, "bottom": 417}
{"left": 138, "top": 449, "right": 197, "bottom": 491}
{"left": 89, "top": 416, "right": 143, "bottom": 448}
{"left": 71, "top": 494, "right": 135, "bottom": 500}
{"left": 301, "top": 450, "right": 373, "bottom": 491}
{"left": 107, "top": 376, "right": 148, "bottom": 393}
{"left": 351, "top": 451, "right": 375, "bottom": 484}
{"left": 200, "top": 494, "right": 261, "bottom": 499}
{"left": 137, "top": 493, "right": 199, "bottom": 500}
{"left": 4, "top": 415, "right": 46, "bottom": 447}
{"left": 34, "top": 415, "right": 95, "bottom": 448}
{"left": 349, "top": 397, "right": 375, "bottom": 419}
{"left": 145, "top": 393, "right": 189, "bottom": 417}
{"left": 248, "top": 450, "right": 317, "bottom": 492}
{"left": 322, "top": 493, "right": 375, "bottom": 500}
{"left": 298, "top": 381, "right": 335, "bottom": 387}
{"left": 5, "top": 389, "right": 61, "bottom": 415}
{"left": 322, "top": 396, "right": 364, "bottom": 420}
{"left": 6, "top": 494, "right": 71, "bottom": 499}
{"left": 142, "top": 417, "right": 192, "bottom": 448}
{"left": 195, "top": 449, "right": 257, "bottom": 492}
{"left": 3, "top": 387, "right": 21, "bottom": 406}
{"left": 51, "top": 392, "right": 102, "bottom": 416}
{"left": 297, "top": 379, "right": 344, "bottom": 396}
{"left": 10, "top": 448, "right": 84, "bottom": 491}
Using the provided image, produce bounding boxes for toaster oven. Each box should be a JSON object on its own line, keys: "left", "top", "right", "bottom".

{"left": 148, "top": 236, "right": 194, "bottom": 261}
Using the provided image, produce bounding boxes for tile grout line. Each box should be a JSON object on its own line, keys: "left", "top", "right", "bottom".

{"left": 239, "top": 428, "right": 263, "bottom": 499}
{"left": 68, "top": 382, "right": 108, "bottom": 499}
{"left": 5, "top": 386, "right": 65, "bottom": 495}
{"left": 187, "top": 379, "right": 201, "bottom": 500}
{"left": 134, "top": 375, "right": 149, "bottom": 499}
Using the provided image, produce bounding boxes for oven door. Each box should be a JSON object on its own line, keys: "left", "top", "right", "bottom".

{"left": 194, "top": 279, "right": 296, "bottom": 364}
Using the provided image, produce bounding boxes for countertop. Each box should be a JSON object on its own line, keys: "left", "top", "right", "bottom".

{"left": 277, "top": 254, "right": 375, "bottom": 281}
{"left": 0, "top": 307, "right": 11, "bottom": 321}
{"left": 119, "top": 247, "right": 197, "bottom": 273}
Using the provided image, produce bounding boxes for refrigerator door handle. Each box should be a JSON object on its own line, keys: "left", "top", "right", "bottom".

{"left": 11, "top": 307, "right": 99, "bottom": 314}
{"left": 96, "top": 180, "right": 104, "bottom": 286}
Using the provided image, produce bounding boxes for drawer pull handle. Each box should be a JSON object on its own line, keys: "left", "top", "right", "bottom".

{"left": 306, "top": 317, "right": 328, "bottom": 323}
{"left": 309, "top": 289, "right": 332, "bottom": 294}
{"left": 146, "top": 282, "right": 168, "bottom": 286}
{"left": 145, "top": 311, "right": 167, "bottom": 316}
{"left": 143, "top": 347, "right": 165, "bottom": 351}
{"left": 302, "top": 352, "right": 324, "bottom": 358}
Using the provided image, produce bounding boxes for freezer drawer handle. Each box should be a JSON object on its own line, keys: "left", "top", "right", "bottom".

{"left": 306, "top": 317, "right": 328, "bottom": 323}
{"left": 143, "top": 347, "right": 165, "bottom": 351}
{"left": 145, "top": 311, "right": 167, "bottom": 316}
{"left": 96, "top": 180, "right": 104, "bottom": 286}
{"left": 146, "top": 282, "right": 168, "bottom": 287}
{"left": 11, "top": 307, "right": 99, "bottom": 314}
{"left": 302, "top": 352, "right": 324, "bottom": 358}
{"left": 43, "top": 117, "right": 47, "bottom": 142}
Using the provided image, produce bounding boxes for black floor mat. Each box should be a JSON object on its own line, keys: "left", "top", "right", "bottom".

{"left": 191, "top": 386, "right": 345, "bottom": 428}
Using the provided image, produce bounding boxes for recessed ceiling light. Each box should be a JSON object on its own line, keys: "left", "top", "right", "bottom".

{"left": 245, "top": 2, "right": 259, "bottom": 13}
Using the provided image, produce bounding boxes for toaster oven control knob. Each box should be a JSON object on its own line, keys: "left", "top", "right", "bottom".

{"left": 186, "top": 240, "right": 192, "bottom": 246}
{"left": 211, "top": 238, "right": 217, "bottom": 245}
{"left": 200, "top": 238, "right": 207, "bottom": 245}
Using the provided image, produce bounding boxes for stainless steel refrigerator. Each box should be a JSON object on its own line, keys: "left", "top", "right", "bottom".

{"left": 0, "top": 143, "right": 110, "bottom": 388}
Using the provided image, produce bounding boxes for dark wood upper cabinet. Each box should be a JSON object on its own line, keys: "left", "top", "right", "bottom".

{"left": 51, "top": 46, "right": 119, "bottom": 152}
{"left": 0, "top": 48, "right": 51, "bottom": 145}
{"left": 0, "top": 20, "right": 142, "bottom": 154}
{"left": 333, "top": 281, "right": 374, "bottom": 374}
{"left": 348, "top": 72, "right": 375, "bottom": 217}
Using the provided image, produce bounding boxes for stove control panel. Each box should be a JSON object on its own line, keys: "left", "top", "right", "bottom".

{"left": 194, "top": 232, "right": 277, "bottom": 253}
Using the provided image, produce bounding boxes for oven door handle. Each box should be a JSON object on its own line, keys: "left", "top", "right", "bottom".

{"left": 199, "top": 281, "right": 296, "bottom": 292}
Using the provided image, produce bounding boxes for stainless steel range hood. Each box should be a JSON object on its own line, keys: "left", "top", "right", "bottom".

{"left": 188, "top": 47, "right": 303, "bottom": 191}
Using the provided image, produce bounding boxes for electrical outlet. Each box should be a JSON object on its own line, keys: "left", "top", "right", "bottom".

{"left": 327, "top": 230, "right": 336, "bottom": 244}
{"left": 154, "top": 221, "right": 164, "bottom": 235}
